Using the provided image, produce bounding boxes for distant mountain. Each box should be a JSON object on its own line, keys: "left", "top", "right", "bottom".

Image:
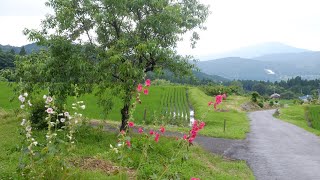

{"left": 197, "top": 57, "right": 278, "bottom": 81}
{"left": 0, "top": 43, "right": 42, "bottom": 54}
{"left": 192, "top": 71, "right": 229, "bottom": 82}
{"left": 197, "top": 51, "right": 320, "bottom": 81}
{"left": 199, "top": 42, "right": 309, "bottom": 60}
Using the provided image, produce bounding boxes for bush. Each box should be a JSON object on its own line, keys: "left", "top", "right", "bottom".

{"left": 258, "top": 102, "right": 264, "bottom": 108}
{"left": 251, "top": 92, "right": 260, "bottom": 103}
{"left": 293, "top": 99, "right": 304, "bottom": 105}
{"left": 269, "top": 101, "right": 274, "bottom": 107}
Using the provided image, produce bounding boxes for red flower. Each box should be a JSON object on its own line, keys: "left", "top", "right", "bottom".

{"left": 190, "top": 178, "right": 200, "bottom": 180}
{"left": 120, "top": 130, "right": 126, "bottom": 135}
{"left": 143, "top": 89, "right": 149, "bottom": 95}
{"left": 128, "top": 121, "right": 134, "bottom": 127}
{"left": 137, "top": 84, "right": 143, "bottom": 92}
{"left": 149, "top": 129, "right": 154, "bottom": 135}
{"left": 126, "top": 140, "right": 131, "bottom": 147}
{"left": 145, "top": 79, "right": 151, "bottom": 87}
{"left": 160, "top": 126, "right": 165, "bottom": 133}
{"left": 138, "top": 127, "right": 143, "bottom": 134}
{"left": 154, "top": 133, "right": 160, "bottom": 142}
{"left": 208, "top": 101, "right": 214, "bottom": 106}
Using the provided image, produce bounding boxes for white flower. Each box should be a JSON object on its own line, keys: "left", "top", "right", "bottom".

{"left": 75, "top": 120, "right": 78, "bottom": 124}
{"left": 80, "top": 105, "right": 86, "bottom": 109}
{"left": 46, "top": 135, "right": 50, "bottom": 139}
{"left": 50, "top": 122, "right": 55, "bottom": 126}
{"left": 32, "top": 141, "right": 38, "bottom": 146}
{"left": 46, "top": 96, "right": 53, "bottom": 103}
{"left": 21, "top": 119, "right": 26, "bottom": 126}
{"left": 28, "top": 100, "right": 32, "bottom": 107}
{"left": 64, "top": 112, "right": 70, "bottom": 117}
{"left": 77, "top": 101, "right": 84, "bottom": 104}
{"left": 78, "top": 113, "right": 82, "bottom": 117}
{"left": 26, "top": 126, "right": 32, "bottom": 132}
{"left": 20, "top": 105, "right": 25, "bottom": 109}
{"left": 26, "top": 133, "right": 31, "bottom": 138}
{"left": 72, "top": 103, "right": 76, "bottom": 106}
{"left": 23, "top": 92, "right": 28, "bottom": 97}
{"left": 72, "top": 107, "right": 77, "bottom": 110}
{"left": 60, "top": 118, "right": 66, "bottom": 123}
{"left": 43, "top": 95, "right": 47, "bottom": 99}
{"left": 46, "top": 108, "right": 54, "bottom": 114}
{"left": 18, "top": 95, "right": 25, "bottom": 103}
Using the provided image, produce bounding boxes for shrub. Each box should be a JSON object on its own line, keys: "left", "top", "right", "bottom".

{"left": 269, "top": 101, "right": 274, "bottom": 107}
{"left": 251, "top": 92, "right": 260, "bottom": 103}
{"left": 258, "top": 102, "right": 264, "bottom": 108}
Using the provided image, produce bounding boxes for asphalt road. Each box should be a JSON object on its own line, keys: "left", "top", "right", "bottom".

{"left": 234, "top": 110, "right": 320, "bottom": 180}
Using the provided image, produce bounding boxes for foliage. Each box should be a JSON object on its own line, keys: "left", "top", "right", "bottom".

{"left": 251, "top": 92, "right": 260, "bottom": 103}
{"left": 0, "top": 48, "right": 15, "bottom": 70}
{"left": 29, "top": 97, "right": 47, "bottom": 129}
{"left": 0, "top": 108, "right": 254, "bottom": 179}
{"left": 200, "top": 85, "right": 242, "bottom": 96}
{"left": 257, "top": 102, "right": 264, "bottom": 108}
{"left": 24, "top": 0, "right": 209, "bottom": 130}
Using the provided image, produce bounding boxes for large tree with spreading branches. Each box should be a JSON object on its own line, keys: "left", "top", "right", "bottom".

{"left": 23, "top": 0, "right": 209, "bottom": 130}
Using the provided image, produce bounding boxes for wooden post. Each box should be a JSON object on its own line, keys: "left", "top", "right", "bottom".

{"left": 224, "top": 119, "right": 226, "bottom": 133}
{"left": 143, "top": 108, "right": 147, "bottom": 122}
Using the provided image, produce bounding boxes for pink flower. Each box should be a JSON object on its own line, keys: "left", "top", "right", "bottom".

{"left": 188, "top": 137, "right": 195, "bottom": 143}
{"left": 46, "top": 108, "right": 54, "bottom": 114}
{"left": 154, "top": 133, "right": 160, "bottom": 142}
{"left": 222, "top": 93, "right": 227, "bottom": 100}
{"left": 137, "top": 84, "right": 143, "bottom": 92}
{"left": 215, "top": 95, "right": 222, "bottom": 105}
{"left": 160, "top": 126, "right": 165, "bottom": 133}
{"left": 138, "top": 127, "right": 143, "bottom": 134}
{"left": 208, "top": 101, "right": 214, "bottom": 106}
{"left": 128, "top": 121, "right": 134, "bottom": 127}
{"left": 183, "top": 134, "right": 188, "bottom": 140}
{"left": 145, "top": 79, "right": 151, "bottom": 87}
{"left": 120, "top": 130, "right": 126, "bottom": 135}
{"left": 199, "top": 122, "right": 205, "bottom": 129}
{"left": 126, "top": 140, "right": 131, "bottom": 147}
{"left": 143, "top": 89, "right": 149, "bottom": 95}
{"left": 190, "top": 178, "right": 200, "bottom": 180}
{"left": 149, "top": 129, "right": 154, "bottom": 135}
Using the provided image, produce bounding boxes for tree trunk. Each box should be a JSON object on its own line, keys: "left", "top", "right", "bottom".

{"left": 120, "top": 103, "right": 130, "bottom": 131}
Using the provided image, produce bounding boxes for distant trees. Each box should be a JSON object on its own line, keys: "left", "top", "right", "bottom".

{"left": 19, "top": 46, "right": 26, "bottom": 56}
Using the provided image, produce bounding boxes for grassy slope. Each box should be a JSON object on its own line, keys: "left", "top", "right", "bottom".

{"left": 189, "top": 88, "right": 250, "bottom": 139}
{"left": 277, "top": 104, "right": 320, "bottom": 136}
{"left": 0, "top": 109, "right": 254, "bottom": 179}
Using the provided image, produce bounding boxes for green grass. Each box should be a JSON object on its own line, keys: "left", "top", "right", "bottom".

{"left": 0, "top": 109, "right": 254, "bottom": 179}
{"left": 0, "top": 82, "right": 19, "bottom": 109}
{"left": 189, "top": 88, "right": 250, "bottom": 139}
{"left": 277, "top": 104, "right": 320, "bottom": 136}
{"left": 305, "top": 105, "right": 320, "bottom": 130}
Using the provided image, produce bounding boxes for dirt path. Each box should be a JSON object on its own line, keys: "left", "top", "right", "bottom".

{"left": 231, "top": 110, "right": 320, "bottom": 180}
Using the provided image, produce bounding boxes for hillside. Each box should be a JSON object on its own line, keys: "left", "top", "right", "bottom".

{"left": 197, "top": 51, "right": 320, "bottom": 81}
{"left": 200, "top": 42, "right": 309, "bottom": 60}
{"left": 197, "top": 57, "right": 278, "bottom": 81}
{"left": 0, "top": 43, "right": 43, "bottom": 54}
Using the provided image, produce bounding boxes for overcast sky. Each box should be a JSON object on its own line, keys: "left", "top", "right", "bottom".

{"left": 0, "top": 0, "right": 320, "bottom": 58}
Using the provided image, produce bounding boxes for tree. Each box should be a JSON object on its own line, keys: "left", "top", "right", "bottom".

{"left": 24, "top": 0, "right": 209, "bottom": 130}
{"left": 19, "top": 46, "right": 27, "bottom": 56}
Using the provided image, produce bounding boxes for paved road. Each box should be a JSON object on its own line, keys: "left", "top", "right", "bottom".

{"left": 231, "top": 110, "right": 320, "bottom": 180}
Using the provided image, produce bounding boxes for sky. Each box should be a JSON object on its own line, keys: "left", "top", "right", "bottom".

{"left": 0, "top": 0, "right": 320, "bottom": 58}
